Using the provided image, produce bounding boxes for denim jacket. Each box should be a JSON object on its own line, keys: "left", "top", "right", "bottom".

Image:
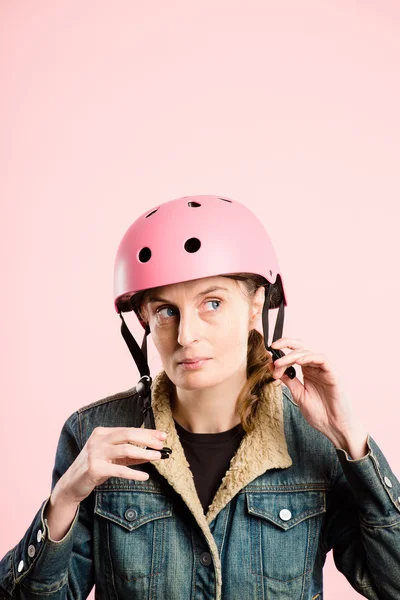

{"left": 1, "top": 369, "right": 400, "bottom": 599}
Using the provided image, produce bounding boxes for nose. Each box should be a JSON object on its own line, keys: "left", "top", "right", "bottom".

{"left": 177, "top": 308, "right": 202, "bottom": 347}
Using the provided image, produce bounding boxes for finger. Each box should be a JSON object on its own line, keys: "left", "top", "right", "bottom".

{"left": 273, "top": 349, "right": 312, "bottom": 367}
{"left": 103, "top": 427, "right": 167, "bottom": 449}
{"left": 284, "top": 354, "right": 334, "bottom": 382}
{"left": 108, "top": 443, "right": 162, "bottom": 462}
{"left": 271, "top": 338, "right": 307, "bottom": 351}
{"left": 95, "top": 426, "right": 166, "bottom": 439}
{"left": 296, "top": 353, "right": 330, "bottom": 369}
{"left": 272, "top": 350, "right": 311, "bottom": 375}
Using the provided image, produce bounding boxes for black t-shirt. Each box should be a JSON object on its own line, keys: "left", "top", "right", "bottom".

{"left": 173, "top": 418, "right": 246, "bottom": 514}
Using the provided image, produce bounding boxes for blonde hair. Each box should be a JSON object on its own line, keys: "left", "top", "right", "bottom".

{"left": 133, "top": 272, "right": 284, "bottom": 434}
{"left": 222, "top": 273, "right": 281, "bottom": 433}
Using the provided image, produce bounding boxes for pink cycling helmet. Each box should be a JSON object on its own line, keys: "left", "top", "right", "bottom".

{"left": 114, "top": 194, "right": 288, "bottom": 323}
{"left": 113, "top": 194, "right": 295, "bottom": 435}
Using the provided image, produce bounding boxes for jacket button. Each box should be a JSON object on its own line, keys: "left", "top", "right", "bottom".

{"left": 384, "top": 476, "right": 393, "bottom": 488}
{"left": 200, "top": 551, "right": 212, "bottom": 566}
{"left": 125, "top": 508, "right": 137, "bottom": 521}
{"left": 279, "top": 509, "right": 292, "bottom": 521}
{"left": 17, "top": 560, "right": 24, "bottom": 573}
{"left": 28, "top": 545, "right": 36, "bottom": 558}
{"left": 37, "top": 529, "right": 44, "bottom": 543}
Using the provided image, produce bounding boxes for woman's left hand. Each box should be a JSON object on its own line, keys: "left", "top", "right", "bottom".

{"left": 270, "top": 337, "right": 369, "bottom": 459}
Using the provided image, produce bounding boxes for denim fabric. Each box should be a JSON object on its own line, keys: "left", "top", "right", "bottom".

{"left": 1, "top": 383, "right": 400, "bottom": 599}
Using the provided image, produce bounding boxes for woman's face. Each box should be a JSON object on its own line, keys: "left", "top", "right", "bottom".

{"left": 141, "top": 275, "right": 265, "bottom": 391}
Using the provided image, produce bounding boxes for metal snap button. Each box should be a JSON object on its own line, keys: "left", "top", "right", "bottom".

{"left": 200, "top": 551, "right": 212, "bottom": 566}
{"left": 27, "top": 545, "right": 36, "bottom": 558}
{"left": 37, "top": 529, "right": 44, "bottom": 543}
{"left": 279, "top": 508, "right": 292, "bottom": 521}
{"left": 125, "top": 508, "right": 137, "bottom": 521}
{"left": 17, "top": 560, "right": 24, "bottom": 573}
{"left": 384, "top": 476, "right": 393, "bottom": 488}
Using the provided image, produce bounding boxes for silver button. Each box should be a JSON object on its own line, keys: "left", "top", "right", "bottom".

{"left": 384, "top": 476, "right": 393, "bottom": 488}
{"left": 397, "top": 496, "right": 400, "bottom": 503}
{"left": 125, "top": 508, "right": 137, "bottom": 521}
{"left": 28, "top": 545, "right": 36, "bottom": 558}
{"left": 37, "top": 529, "right": 43, "bottom": 543}
{"left": 279, "top": 508, "right": 292, "bottom": 521}
{"left": 17, "top": 560, "right": 24, "bottom": 573}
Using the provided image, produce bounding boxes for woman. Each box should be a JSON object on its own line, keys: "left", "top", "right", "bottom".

{"left": 1, "top": 194, "right": 399, "bottom": 599}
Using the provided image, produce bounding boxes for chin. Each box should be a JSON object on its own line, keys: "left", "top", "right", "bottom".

{"left": 176, "top": 370, "right": 210, "bottom": 382}
{"left": 174, "top": 369, "right": 217, "bottom": 390}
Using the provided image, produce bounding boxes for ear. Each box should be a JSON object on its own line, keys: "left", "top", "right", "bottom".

{"left": 249, "top": 285, "right": 265, "bottom": 326}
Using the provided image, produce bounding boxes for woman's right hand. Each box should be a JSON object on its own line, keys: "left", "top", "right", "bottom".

{"left": 55, "top": 426, "right": 167, "bottom": 504}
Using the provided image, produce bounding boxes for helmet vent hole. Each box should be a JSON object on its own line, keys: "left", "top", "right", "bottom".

{"left": 269, "top": 270, "right": 273, "bottom": 276}
{"left": 138, "top": 247, "right": 152, "bottom": 262}
{"left": 188, "top": 201, "right": 201, "bottom": 208}
{"left": 218, "top": 197, "right": 232, "bottom": 203}
{"left": 184, "top": 238, "right": 201, "bottom": 253}
{"left": 145, "top": 208, "right": 159, "bottom": 218}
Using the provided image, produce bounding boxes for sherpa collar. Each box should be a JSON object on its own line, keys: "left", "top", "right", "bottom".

{"left": 149, "top": 369, "right": 292, "bottom": 598}
{"left": 151, "top": 369, "right": 292, "bottom": 521}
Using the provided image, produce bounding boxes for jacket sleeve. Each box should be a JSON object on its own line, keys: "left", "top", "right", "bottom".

{"left": 0, "top": 410, "right": 95, "bottom": 599}
{"left": 321, "top": 434, "right": 400, "bottom": 599}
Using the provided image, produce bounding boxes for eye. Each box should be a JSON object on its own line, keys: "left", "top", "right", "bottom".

{"left": 205, "top": 300, "right": 221, "bottom": 311}
{"left": 157, "top": 306, "right": 177, "bottom": 319}
{"left": 156, "top": 299, "right": 222, "bottom": 320}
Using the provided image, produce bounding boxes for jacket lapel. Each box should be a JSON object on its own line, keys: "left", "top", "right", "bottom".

{"left": 206, "top": 378, "right": 293, "bottom": 523}
{"left": 150, "top": 370, "right": 292, "bottom": 524}
{"left": 149, "top": 370, "right": 222, "bottom": 594}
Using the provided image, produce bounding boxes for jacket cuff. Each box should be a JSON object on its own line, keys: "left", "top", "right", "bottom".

{"left": 335, "top": 434, "right": 400, "bottom": 525}
{"left": 0, "top": 495, "right": 80, "bottom": 596}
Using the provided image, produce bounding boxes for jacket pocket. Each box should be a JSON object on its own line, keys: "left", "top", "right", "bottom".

{"left": 94, "top": 490, "right": 173, "bottom": 581}
{"left": 246, "top": 490, "right": 326, "bottom": 583}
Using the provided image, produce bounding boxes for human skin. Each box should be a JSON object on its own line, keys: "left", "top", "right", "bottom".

{"left": 270, "top": 337, "right": 369, "bottom": 459}
{"left": 141, "top": 274, "right": 368, "bottom": 457}
{"left": 43, "top": 428, "right": 167, "bottom": 541}
{"left": 141, "top": 275, "right": 265, "bottom": 434}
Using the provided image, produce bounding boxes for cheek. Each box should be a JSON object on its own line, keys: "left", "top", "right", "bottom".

{"left": 151, "top": 326, "right": 174, "bottom": 354}
{"left": 218, "top": 320, "right": 248, "bottom": 350}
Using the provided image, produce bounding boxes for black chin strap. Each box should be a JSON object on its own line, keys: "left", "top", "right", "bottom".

{"left": 262, "top": 284, "right": 296, "bottom": 379}
{"left": 119, "top": 313, "right": 156, "bottom": 430}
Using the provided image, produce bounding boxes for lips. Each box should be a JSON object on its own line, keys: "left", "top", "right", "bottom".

{"left": 179, "top": 357, "right": 209, "bottom": 364}
{"left": 178, "top": 358, "right": 211, "bottom": 370}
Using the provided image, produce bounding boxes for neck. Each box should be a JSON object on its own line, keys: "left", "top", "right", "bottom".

{"left": 170, "top": 366, "right": 246, "bottom": 433}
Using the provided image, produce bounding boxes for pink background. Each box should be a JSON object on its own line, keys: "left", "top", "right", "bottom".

{"left": 1, "top": 2, "right": 400, "bottom": 598}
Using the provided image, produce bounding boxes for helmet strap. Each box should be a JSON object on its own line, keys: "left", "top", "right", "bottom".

{"left": 118, "top": 312, "right": 156, "bottom": 429}
{"left": 261, "top": 285, "right": 296, "bottom": 380}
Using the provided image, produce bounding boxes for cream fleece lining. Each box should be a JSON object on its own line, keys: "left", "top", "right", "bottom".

{"left": 150, "top": 370, "right": 293, "bottom": 600}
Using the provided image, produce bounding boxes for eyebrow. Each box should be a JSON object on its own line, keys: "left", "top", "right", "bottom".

{"left": 147, "top": 286, "right": 230, "bottom": 304}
